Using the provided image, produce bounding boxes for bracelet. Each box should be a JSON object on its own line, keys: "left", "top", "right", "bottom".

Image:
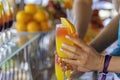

{"left": 101, "top": 55, "right": 112, "bottom": 80}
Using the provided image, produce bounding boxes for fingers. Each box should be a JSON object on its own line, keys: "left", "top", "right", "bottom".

{"left": 62, "top": 58, "right": 78, "bottom": 66}
{"left": 62, "top": 43, "right": 83, "bottom": 56}
{"left": 60, "top": 48, "right": 79, "bottom": 59}
{"left": 66, "top": 35, "right": 89, "bottom": 51}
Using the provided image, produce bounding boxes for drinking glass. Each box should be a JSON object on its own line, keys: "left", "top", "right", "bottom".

{"left": 0, "top": 1, "right": 3, "bottom": 49}
{"left": 0, "top": 1, "right": 8, "bottom": 58}
{"left": 55, "top": 24, "right": 77, "bottom": 80}
{"left": 3, "top": 0, "right": 14, "bottom": 46}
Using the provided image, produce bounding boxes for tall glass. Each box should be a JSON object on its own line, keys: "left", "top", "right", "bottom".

{"left": 0, "top": 1, "right": 6, "bottom": 51}
{"left": 3, "top": 0, "right": 14, "bottom": 46}
{"left": 0, "top": 2, "right": 3, "bottom": 48}
{"left": 55, "top": 24, "right": 77, "bottom": 80}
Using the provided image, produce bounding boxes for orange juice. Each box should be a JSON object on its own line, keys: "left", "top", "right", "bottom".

{"left": 56, "top": 25, "right": 75, "bottom": 58}
{"left": 55, "top": 24, "right": 77, "bottom": 80}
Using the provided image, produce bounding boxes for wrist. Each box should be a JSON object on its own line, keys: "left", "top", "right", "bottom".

{"left": 98, "top": 55, "right": 105, "bottom": 71}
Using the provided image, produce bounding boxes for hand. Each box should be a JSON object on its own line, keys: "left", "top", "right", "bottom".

{"left": 54, "top": 51, "right": 88, "bottom": 72}
{"left": 54, "top": 50, "right": 90, "bottom": 80}
{"left": 55, "top": 51, "right": 69, "bottom": 71}
{"left": 61, "top": 35, "right": 105, "bottom": 71}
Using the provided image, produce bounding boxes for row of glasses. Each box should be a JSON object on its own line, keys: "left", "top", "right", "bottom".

{"left": 0, "top": 0, "right": 15, "bottom": 58}
{"left": 0, "top": 0, "right": 7, "bottom": 55}
{"left": 0, "top": 48, "right": 33, "bottom": 80}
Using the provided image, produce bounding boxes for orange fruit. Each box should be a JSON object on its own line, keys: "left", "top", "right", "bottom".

{"left": 24, "top": 4, "right": 38, "bottom": 15}
{"left": 27, "top": 21, "right": 41, "bottom": 32}
{"left": 16, "top": 10, "right": 31, "bottom": 24}
{"left": 41, "top": 21, "right": 51, "bottom": 31}
{"left": 33, "top": 9, "right": 48, "bottom": 22}
{"left": 61, "top": 18, "right": 76, "bottom": 33}
{"left": 15, "top": 23, "right": 27, "bottom": 32}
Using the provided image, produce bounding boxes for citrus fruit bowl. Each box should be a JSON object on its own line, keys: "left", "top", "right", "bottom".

{"left": 15, "top": 4, "right": 52, "bottom": 32}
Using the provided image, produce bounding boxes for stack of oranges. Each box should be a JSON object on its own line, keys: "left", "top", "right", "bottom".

{"left": 16, "top": 4, "right": 51, "bottom": 32}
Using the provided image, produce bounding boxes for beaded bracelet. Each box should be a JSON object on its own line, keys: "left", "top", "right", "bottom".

{"left": 101, "top": 55, "right": 112, "bottom": 80}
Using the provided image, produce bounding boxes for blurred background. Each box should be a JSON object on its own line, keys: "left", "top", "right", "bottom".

{"left": 0, "top": 0, "right": 118, "bottom": 80}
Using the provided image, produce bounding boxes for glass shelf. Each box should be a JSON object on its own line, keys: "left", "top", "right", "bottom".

{"left": 0, "top": 30, "right": 55, "bottom": 80}
{"left": 0, "top": 31, "right": 40, "bottom": 67}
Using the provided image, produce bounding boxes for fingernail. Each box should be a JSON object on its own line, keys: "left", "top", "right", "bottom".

{"left": 70, "top": 71, "right": 73, "bottom": 74}
{"left": 65, "top": 35, "right": 70, "bottom": 39}
{"left": 62, "top": 59, "right": 65, "bottom": 61}
{"left": 65, "top": 66, "right": 67, "bottom": 70}
{"left": 62, "top": 43, "right": 65, "bottom": 47}
{"left": 60, "top": 63, "right": 62, "bottom": 66}
{"left": 60, "top": 48, "right": 63, "bottom": 51}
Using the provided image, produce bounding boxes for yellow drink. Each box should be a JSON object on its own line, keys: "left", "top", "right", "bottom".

{"left": 55, "top": 24, "right": 77, "bottom": 80}
{"left": 56, "top": 26, "right": 73, "bottom": 58}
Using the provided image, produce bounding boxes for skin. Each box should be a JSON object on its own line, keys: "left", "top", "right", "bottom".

{"left": 73, "top": 0, "right": 118, "bottom": 52}
{"left": 73, "top": 0, "right": 92, "bottom": 39}
{"left": 89, "top": 14, "right": 119, "bottom": 52}
{"left": 68, "top": 0, "right": 120, "bottom": 79}
{"left": 68, "top": 14, "right": 119, "bottom": 76}
{"left": 70, "top": 0, "right": 93, "bottom": 78}
{"left": 61, "top": 35, "right": 120, "bottom": 73}
{"left": 61, "top": 36, "right": 104, "bottom": 72}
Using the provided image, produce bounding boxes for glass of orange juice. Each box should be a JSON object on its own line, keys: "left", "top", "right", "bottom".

{"left": 55, "top": 24, "right": 77, "bottom": 80}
